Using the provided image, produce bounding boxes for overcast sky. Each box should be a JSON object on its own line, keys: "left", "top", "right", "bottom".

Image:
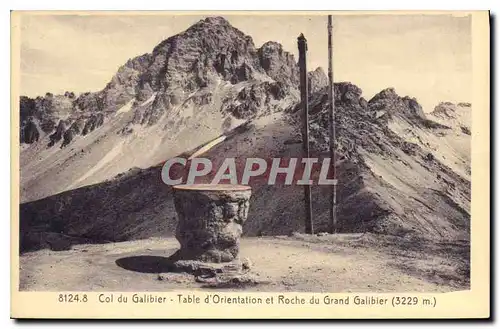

{"left": 18, "top": 13, "right": 471, "bottom": 112}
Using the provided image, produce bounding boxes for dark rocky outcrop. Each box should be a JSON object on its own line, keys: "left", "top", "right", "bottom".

{"left": 62, "top": 118, "right": 85, "bottom": 148}
{"left": 48, "top": 120, "right": 66, "bottom": 147}
{"left": 20, "top": 93, "right": 74, "bottom": 143}
{"left": 21, "top": 120, "right": 40, "bottom": 144}
{"left": 82, "top": 113, "right": 105, "bottom": 135}
{"left": 221, "top": 81, "right": 289, "bottom": 120}
{"left": 369, "top": 87, "right": 424, "bottom": 118}
{"left": 258, "top": 41, "right": 300, "bottom": 87}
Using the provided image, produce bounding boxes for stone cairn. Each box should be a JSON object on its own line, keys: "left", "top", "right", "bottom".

{"left": 167, "top": 184, "right": 257, "bottom": 286}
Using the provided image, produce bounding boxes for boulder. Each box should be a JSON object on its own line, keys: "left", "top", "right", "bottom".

{"left": 172, "top": 184, "right": 251, "bottom": 263}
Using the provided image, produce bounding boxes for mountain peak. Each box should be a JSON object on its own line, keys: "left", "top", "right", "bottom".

{"left": 369, "top": 87, "right": 399, "bottom": 102}
{"left": 184, "top": 16, "right": 244, "bottom": 37}
{"left": 308, "top": 67, "right": 328, "bottom": 94}
{"left": 260, "top": 41, "right": 284, "bottom": 51}
{"left": 201, "top": 16, "right": 232, "bottom": 26}
{"left": 313, "top": 67, "right": 326, "bottom": 74}
{"left": 368, "top": 87, "right": 425, "bottom": 118}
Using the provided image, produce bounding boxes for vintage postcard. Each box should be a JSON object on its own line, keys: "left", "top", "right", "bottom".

{"left": 11, "top": 10, "right": 490, "bottom": 319}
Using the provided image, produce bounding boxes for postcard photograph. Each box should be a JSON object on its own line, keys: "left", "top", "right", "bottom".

{"left": 10, "top": 10, "right": 490, "bottom": 319}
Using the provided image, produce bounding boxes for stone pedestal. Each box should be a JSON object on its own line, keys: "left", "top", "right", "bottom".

{"left": 171, "top": 184, "right": 252, "bottom": 264}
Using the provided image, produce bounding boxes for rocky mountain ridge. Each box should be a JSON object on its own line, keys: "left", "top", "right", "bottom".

{"left": 20, "top": 17, "right": 302, "bottom": 146}
{"left": 19, "top": 16, "right": 471, "bottom": 252}
{"left": 20, "top": 17, "right": 306, "bottom": 202}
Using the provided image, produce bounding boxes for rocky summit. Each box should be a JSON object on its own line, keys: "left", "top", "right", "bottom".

{"left": 19, "top": 17, "right": 471, "bottom": 253}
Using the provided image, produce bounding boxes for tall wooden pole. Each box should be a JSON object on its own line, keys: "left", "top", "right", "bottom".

{"left": 328, "top": 15, "right": 338, "bottom": 234}
{"left": 297, "top": 33, "right": 313, "bottom": 235}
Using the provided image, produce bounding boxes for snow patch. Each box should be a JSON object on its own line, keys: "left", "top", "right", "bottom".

{"left": 140, "top": 93, "right": 157, "bottom": 107}
{"left": 115, "top": 99, "right": 135, "bottom": 115}
{"left": 189, "top": 136, "right": 227, "bottom": 159}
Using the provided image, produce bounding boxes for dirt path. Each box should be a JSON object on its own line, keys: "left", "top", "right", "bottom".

{"left": 19, "top": 234, "right": 469, "bottom": 292}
